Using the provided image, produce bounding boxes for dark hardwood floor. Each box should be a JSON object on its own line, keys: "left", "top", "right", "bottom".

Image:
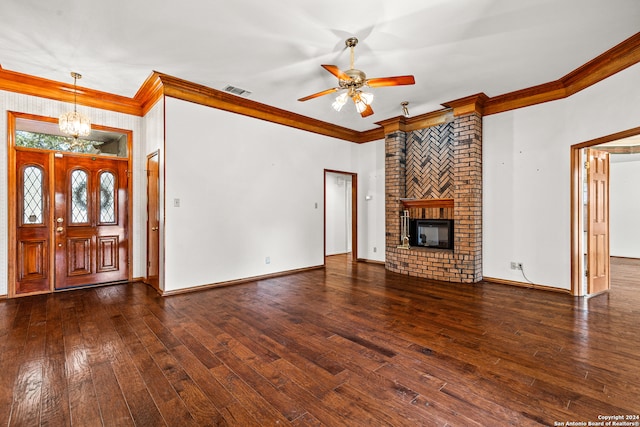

{"left": 1, "top": 256, "right": 639, "bottom": 426}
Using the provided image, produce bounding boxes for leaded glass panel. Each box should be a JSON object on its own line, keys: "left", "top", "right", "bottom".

{"left": 100, "top": 172, "right": 116, "bottom": 223}
{"left": 23, "top": 166, "right": 43, "bottom": 224}
{"left": 71, "top": 170, "right": 89, "bottom": 223}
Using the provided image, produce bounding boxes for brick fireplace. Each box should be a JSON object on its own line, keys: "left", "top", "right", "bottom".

{"left": 385, "top": 111, "right": 482, "bottom": 283}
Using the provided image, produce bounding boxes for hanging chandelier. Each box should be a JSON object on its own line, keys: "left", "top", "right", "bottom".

{"left": 59, "top": 72, "right": 91, "bottom": 138}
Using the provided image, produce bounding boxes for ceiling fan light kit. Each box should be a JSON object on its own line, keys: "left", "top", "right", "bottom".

{"left": 298, "top": 37, "right": 415, "bottom": 118}
{"left": 332, "top": 92, "right": 349, "bottom": 111}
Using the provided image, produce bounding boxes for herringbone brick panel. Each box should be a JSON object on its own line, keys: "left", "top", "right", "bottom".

{"left": 406, "top": 122, "right": 454, "bottom": 199}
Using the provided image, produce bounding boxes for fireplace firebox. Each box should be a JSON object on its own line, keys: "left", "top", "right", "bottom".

{"left": 409, "top": 219, "right": 454, "bottom": 250}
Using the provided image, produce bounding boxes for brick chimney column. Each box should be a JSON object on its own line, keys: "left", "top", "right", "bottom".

{"left": 452, "top": 111, "right": 483, "bottom": 282}
{"left": 385, "top": 131, "right": 407, "bottom": 270}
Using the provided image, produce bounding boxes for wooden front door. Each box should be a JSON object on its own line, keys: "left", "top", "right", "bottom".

{"left": 15, "top": 150, "right": 52, "bottom": 295}
{"left": 14, "top": 149, "right": 129, "bottom": 294}
{"left": 586, "top": 148, "right": 610, "bottom": 295}
{"left": 146, "top": 150, "right": 160, "bottom": 290}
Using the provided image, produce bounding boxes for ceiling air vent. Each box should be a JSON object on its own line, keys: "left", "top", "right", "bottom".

{"left": 223, "top": 85, "right": 252, "bottom": 97}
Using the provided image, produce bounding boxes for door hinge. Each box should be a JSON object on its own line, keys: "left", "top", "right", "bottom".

{"left": 126, "top": 169, "right": 131, "bottom": 178}
{"left": 585, "top": 269, "right": 588, "bottom": 277}
{"left": 584, "top": 161, "right": 590, "bottom": 169}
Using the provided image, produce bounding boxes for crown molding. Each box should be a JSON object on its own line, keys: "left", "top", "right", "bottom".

{"left": 562, "top": 31, "right": 640, "bottom": 95}
{"left": 155, "top": 72, "right": 369, "bottom": 143}
{"left": 484, "top": 31, "right": 640, "bottom": 115}
{"left": 134, "top": 71, "right": 164, "bottom": 115}
{"left": 0, "top": 67, "right": 142, "bottom": 116}
{"left": 442, "top": 93, "right": 489, "bottom": 117}
{"left": 0, "top": 31, "right": 638, "bottom": 141}
{"left": 375, "top": 108, "right": 454, "bottom": 134}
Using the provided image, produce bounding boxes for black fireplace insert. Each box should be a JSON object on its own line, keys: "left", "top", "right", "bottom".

{"left": 409, "top": 219, "right": 454, "bottom": 249}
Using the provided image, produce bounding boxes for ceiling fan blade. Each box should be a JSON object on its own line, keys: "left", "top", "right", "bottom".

{"left": 366, "top": 75, "right": 415, "bottom": 87}
{"left": 298, "top": 87, "right": 340, "bottom": 102}
{"left": 360, "top": 104, "right": 374, "bottom": 118}
{"left": 321, "top": 64, "right": 351, "bottom": 81}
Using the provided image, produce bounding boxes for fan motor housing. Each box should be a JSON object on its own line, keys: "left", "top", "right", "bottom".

{"left": 340, "top": 69, "right": 367, "bottom": 88}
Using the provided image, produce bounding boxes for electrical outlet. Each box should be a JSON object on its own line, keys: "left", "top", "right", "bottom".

{"left": 510, "top": 262, "right": 523, "bottom": 270}
{"left": 517, "top": 263, "right": 523, "bottom": 270}
{"left": 373, "top": 247, "right": 377, "bottom": 253}
{"left": 265, "top": 256, "right": 270, "bottom": 264}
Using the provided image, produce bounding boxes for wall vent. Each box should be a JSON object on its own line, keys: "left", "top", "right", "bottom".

{"left": 223, "top": 85, "right": 252, "bottom": 97}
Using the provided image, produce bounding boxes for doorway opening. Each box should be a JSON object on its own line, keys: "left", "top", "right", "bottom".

{"left": 8, "top": 112, "right": 133, "bottom": 297}
{"left": 146, "top": 150, "right": 160, "bottom": 291}
{"left": 571, "top": 127, "right": 640, "bottom": 296}
{"left": 324, "top": 170, "right": 357, "bottom": 262}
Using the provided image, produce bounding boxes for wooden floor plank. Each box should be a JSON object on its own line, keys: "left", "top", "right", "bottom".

{"left": 0, "top": 256, "right": 639, "bottom": 426}
{"left": 8, "top": 296, "right": 49, "bottom": 426}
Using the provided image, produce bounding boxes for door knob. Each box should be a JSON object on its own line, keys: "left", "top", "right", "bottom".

{"left": 56, "top": 217, "right": 64, "bottom": 223}
{"left": 56, "top": 226, "right": 64, "bottom": 233}
{"left": 151, "top": 227, "right": 159, "bottom": 231}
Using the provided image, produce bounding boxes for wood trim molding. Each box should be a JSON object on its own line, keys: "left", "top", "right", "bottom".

{"left": 597, "top": 145, "right": 640, "bottom": 154}
{"left": 442, "top": 93, "right": 489, "bottom": 117}
{"left": 483, "top": 81, "right": 567, "bottom": 116}
{"left": 570, "top": 146, "right": 584, "bottom": 297}
{"left": 324, "top": 169, "right": 358, "bottom": 262}
{"left": 375, "top": 109, "right": 454, "bottom": 134}
{"left": 0, "top": 31, "right": 638, "bottom": 141}
{"left": 0, "top": 67, "right": 142, "bottom": 116}
{"left": 570, "top": 126, "right": 640, "bottom": 296}
{"left": 7, "top": 111, "right": 18, "bottom": 298}
{"left": 134, "top": 71, "right": 164, "bottom": 116}
{"left": 572, "top": 125, "right": 640, "bottom": 150}
{"left": 156, "top": 72, "right": 368, "bottom": 143}
{"left": 400, "top": 198, "right": 454, "bottom": 209}
{"left": 483, "top": 276, "right": 572, "bottom": 294}
{"left": 562, "top": 32, "right": 640, "bottom": 95}
{"left": 359, "top": 127, "right": 385, "bottom": 142}
{"left": 355, "top": 258, "right": 385, "bottom": 266}
{"left": 158, "top": 265, "right": 324, "bottom": 296}
{"left": 484, "top": 31, "right": 640, "bottom": 116}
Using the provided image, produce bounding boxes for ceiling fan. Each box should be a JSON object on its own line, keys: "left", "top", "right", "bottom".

{"left": 298, "top": 37, "right": 415, "bottom": 118}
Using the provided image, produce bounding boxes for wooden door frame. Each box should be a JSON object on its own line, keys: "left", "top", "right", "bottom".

{"left": 7, "top": 111, "right": 134, "bottom": 297}
{"left": 324, "top": 169, "right": 358, "bottom": 262}
{"left": 570, "top": 125, "right": 640, "bottom": 296}
{"left": 145, "top": 149, "right": 160, "bottom": 291}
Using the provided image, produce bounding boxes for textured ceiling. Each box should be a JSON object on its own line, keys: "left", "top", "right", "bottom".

{"left": 1, "top": 0, "right": 639, "bottom": 131}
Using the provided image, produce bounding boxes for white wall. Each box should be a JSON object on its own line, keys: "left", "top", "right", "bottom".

{"left": 141, "top": 99, "right": 166, "bottom": 288}
{"left": 610, "top": 154, "right": 640, "bottom": 258}
{"left": 163, "top": 97, "right": 385, "bottom": 291}
{"left": 0, "top": 90, "right": 145, "bottom": 296}
{"left": 325, "top": 172, "right": 352, "bottom": 255}
{"left": 483, "top": 62, "right": 640, "bottom": 290}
